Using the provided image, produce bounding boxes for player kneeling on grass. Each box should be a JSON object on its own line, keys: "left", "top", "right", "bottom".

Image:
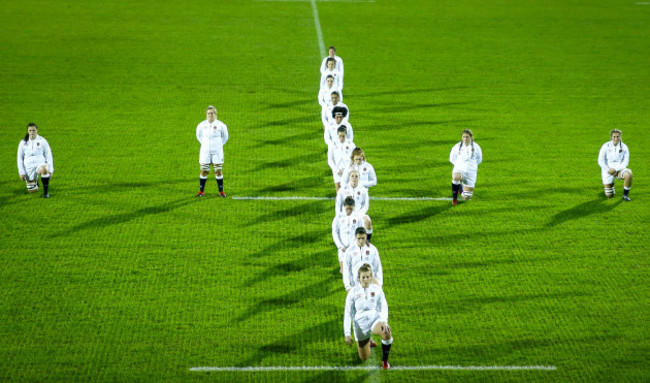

{"left": 449, "top": 129, "right": 482, "bottom": 205}
{"left": 344, "top": 263, "right": 393, "bottom": 370}
{"left": 196, "top": 105, "right": 229, "bottom": 197}
{"left": 598, "top": 129, "right": 633, "bottom": 201}
{"left": 17, "top": 123, "right": 54, "bottom": 198}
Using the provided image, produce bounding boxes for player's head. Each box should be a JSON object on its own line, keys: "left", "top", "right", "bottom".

{"left": 331, "top": 91, "right": 340, "bottom": 104}
{"left": 610, "top": 129, "right": 622, "bottom": 146}
{"left": 206, "top": 106, "right": 217, "bottom": 122}
{"left": 348, "top": 170, "right": 360, "bottom": 187}
{"left": 337, "top": 126, "right": 348, "bottom": 142}
{"left": 461, "top": 129, "right": 473, "bottom": 144}
{"left": 326, "top": 57, "right": 336, "bottom": 70}
{"left": 328, "top": 46, "right": 337, "bottom": 57}
{"left": 351, "top": 147, "right": 365, "bottom": 165}
{"left": 334, "top": 112, "right": 344, "bottom": 124}
{"left": 358, "top": 263, "right": 373, "bottom": 287}
{"left": 343, "top": 196, "right": 355, "bottom": 215}
{"left": 326, "top": 75, "right": 334, "bottom": 87}
{"left": 25, "top": 122, "right": 38, "bottom": 142}
{"left": 355, "top": 227, "right": 367, "bottom": 247}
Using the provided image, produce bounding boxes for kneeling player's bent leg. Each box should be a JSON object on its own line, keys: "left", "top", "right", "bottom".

{"left": 363, "top": 215, "right": 373, "bottom": 242}
{"left": 356, "top": 338, "right": 371, "bottom": 360}
{"left": 38, "top": 165, "right": 51, "bottom": 195}
{"left": 461, "top": 186, "right": 474, "bottom": 200}
{"left": 603, "top": 183, "right": 615, "bottom": 198}
{"left": 372, "top": 321, "right": 393, "bottom": 364}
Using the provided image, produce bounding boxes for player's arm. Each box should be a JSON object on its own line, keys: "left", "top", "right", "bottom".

{"left": 450, "top": 144, "right": 458, "bottom": 165}
{"left": 597, "top": 144, "right": 609, "bottom": 171}
{"left": 332, "top": 217, "right": 344, "bottom": 249}
{"left": 342, "top": 252, "right": 352, "bottom": 291}
{"left": 196, "top": 124, "right": 203, "bottom": 143}
{"left": 475, "top": 144, "right": 483, "bottom": 166}
{"left": 363, "top": 165, "right": 377, "bottom": 188}
{"left": 17, "top": 143, "right": 26, "bottom": 179}
{"left": 378, "top": 289, "right": 388, "bottom": 322}
{"left": 374, "top": 251, "right": 383, "bottom": 287}
{"left": 344, "top": 290, "right": 354, "bottom": 344}
{"left": 221, "top": 124, "right": 229, "bottom": 145}
{"left": 617, "top": 145, "right": 629, "bottom": 171}
{"left": 43, "top": 139, "right": 54, "bottom": 174}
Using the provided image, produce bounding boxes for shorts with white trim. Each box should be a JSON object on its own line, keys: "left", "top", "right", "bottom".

{"left": 353, "top": 312, "right": 382, "bottom": 341}
{"left": 199, "top": 151, "right": 224, "bottom": 166}
{"left": 452, "top": 169, "right": 477, "bottom": 188}
{"left": 24, "top": 162, "right": 48, "bottom": 181}
{"left": 601, "top": 168, "right": 629, "bottom": 184}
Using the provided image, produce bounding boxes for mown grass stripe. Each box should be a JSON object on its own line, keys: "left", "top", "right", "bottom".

{"left": 190, "top": 365, "right": 557, "bottom": 372}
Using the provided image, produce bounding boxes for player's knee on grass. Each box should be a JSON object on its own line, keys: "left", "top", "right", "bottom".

{"left": 604, "top": 185, "right": 614, "bottom": 197}
{"left": 363, "top": 215, "right": 372, "bottom": 230}
{"left": 461, "top": 191, "right": 473, "bottom": 200}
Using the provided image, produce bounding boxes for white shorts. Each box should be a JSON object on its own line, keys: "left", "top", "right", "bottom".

{"left": 601, "top": 169, "right": 629, "bottom": 185}
{"left": 353, "top": 313, "right": 382, "bottom": 342}
{"left": 453, "top": 169, "right": 477, "bottom": 188}
{"left": 332, "top": 169, "right": 345, "bottom": 183}
{"left": 199, "top": 151, "right": 224, "bottom": 165}
{"left": 24, "top": 162, "right": 48, "bottom": 181}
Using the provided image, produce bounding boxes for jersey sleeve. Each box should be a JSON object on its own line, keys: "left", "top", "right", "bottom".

{"left": 345, "top": 123, "right": 353, "bottom": 142}
{"left": 342, "top": 250, "right": 353, "bottom": 290}
{"left": 327, "top": 145, "right": 337, "bottom": 172}
{"left": 343, "top": 290, "right": 354, "bottom": 337}
{"left": 475, "top": 144, "right": 483, "bottom": 166}
{"left": 363, "top": 164, "right": 377, "bottom": 188}
{"left": 377, "top": 289, "right": 388, "bottom": 323}
{"left": 335, "top": 189, "right": 344, "bottom": 215}
{"left": 196, "top": 124, "right": 202, "bottom": 143}
{"left": 358, "top": 190, "right": 369, "bottom": 215}
{"left": 42, "top": 138, "right": 54, "bottom": 173}
{"left": 332, "top": 216, "right": 344, "bottom": 249}
{"left": 597, "top": 143, "right": 608, "bottom": 171}
{"left": 221, "top": 123, "right": 229, "bottom": 145}
{"left": 17, "top": 142, "right": 26, "bottom": 175}
{"left": 320, "top": 57, "right": 328, "bottom": 74}
{"left": 373, "top": 250, "right": 383, "bottom": 287}
{"left": 450, "top": 144, "right": 459, "bottom": 165}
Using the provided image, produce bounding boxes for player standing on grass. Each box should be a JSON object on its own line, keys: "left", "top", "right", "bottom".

{"left": 342, "top": 228, "right": 382, "bottom": 292}
{"left": 320, "top": 46, "right": 344, "bottom": 88}
{"left": 318, "top": 75, "right": 342, "bottom": 108}
{"left": 598, "top": 129, "right": 633, "bottom": 201}
{"left": 344, "top": 263, "right": 393, "bottom": 369}
{"left": 328, "top": 126, "right": 356, "bottom": 192}
{"left": 341, "top": 148, "right": 377, "bottom": 189}
{"left": 325, "top": 109, "right": 354, "bottom": 147}
{"left": 449, "top": 129, "right": 482, "bottom": 205}
{"left": 17, "top": 123, "right": 54, "bottom": 198}
{"left": 332, "top": 197, "right": 364, "bottom": 273}
{"left": 336, "top": 171, "right": 373, "bottom": 240}
{"left": 322, "top": 92, "right": 349, "bottom": 128}
{"left": 196, "top": 106, "right": 229, "bottom": 197}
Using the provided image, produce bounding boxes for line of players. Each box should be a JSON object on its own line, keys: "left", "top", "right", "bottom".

{"left": 319, "top": 46, "right": 392, "bottom": 369}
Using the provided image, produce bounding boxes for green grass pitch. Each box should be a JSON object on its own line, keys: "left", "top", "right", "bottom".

{"left": 1, "top": 0, "right": 648, "bottom": 382}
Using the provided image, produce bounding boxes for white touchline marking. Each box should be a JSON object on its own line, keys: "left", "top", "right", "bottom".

{"left": 310, "top": 0, "right": 326, "bottom": 57}
{"left": 232, "top": 196, "right": 452, "bottom": 201}
{"left": 190, "top": 365, "right": 557, "bottom": 372}
{"left": 255, "top": 0, "right": 376, "bottom": 3}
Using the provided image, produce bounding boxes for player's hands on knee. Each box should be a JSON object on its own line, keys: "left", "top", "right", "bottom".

{"left": 345, "top": 336, "right": 352, "bottom": 345}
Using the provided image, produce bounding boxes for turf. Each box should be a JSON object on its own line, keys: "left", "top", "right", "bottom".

{"left": 0, "top": 0, "right": 648, "bottom": 382}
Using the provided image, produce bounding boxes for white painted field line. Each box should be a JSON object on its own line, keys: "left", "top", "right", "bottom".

{"left": 232, "top": 196, "right": 452, "bottom": 201}
{"left": 190, "top": 365, "right": 557, "bottom": 372}
{"left": 310, "top": 0, "right": 326, "bottom": 57}
{"left": 255, "top": 0, "right": 376, "bottom": 3}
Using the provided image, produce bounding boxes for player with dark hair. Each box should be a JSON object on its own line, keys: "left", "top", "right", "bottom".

{"left": 17, "top": 123, "right": 54, "bottom": 198}
{"left": 332, "top": 196, "right": 364, "bottom": 273}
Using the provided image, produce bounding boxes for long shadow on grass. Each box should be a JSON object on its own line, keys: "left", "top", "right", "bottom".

{"left": 234, "top": 280, "right": 338, "bottom": 323}
{"left": 547, "top": 198, "right": 622, "bottom": 227}
{"left": 247, "top": 230, "right": 325, "bottom": 259}
{"left": 49, "top": 197, "right": 195, "bottom": 238}
{"left": 251, "top": 131, "right": 315, "bottom": 148}
{"left": 263, "top": 98, "right": 314, "bottom": 109}
{"left": 250, "top": 153, "right": 317, "bottom": 172}
{"left": 248, "top": 114, "right": 316, "bottom": 130}
{"left": 245, "top": 200, "right": 330, "bottom": 227}
{"left": 386, "top": 205, "right": 452, "bottom": 225}
{"left": 361, "top": 119, "right": 476, "bottom": 132}
{"left": 257, "top": 176, "right": 326, "bottom": 193}
{"left": 240, "top": 250, "right": 332, "bottom": 287}
{"left": 370, "top": 101, "right": 476, "bottom": 114}
{"left": 237, "top": 318, "right": 340, "bottom": 366}
{"left": 353, "top": 86, "right": 470, "bottom": 98}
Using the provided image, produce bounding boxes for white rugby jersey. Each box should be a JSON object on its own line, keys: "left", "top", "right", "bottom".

{"left": 328, "top": 139, "right": 356, "bottom": 174}
{"left": 320, "top": 68, "right": 342, "bottom": 90}
{"left": 17, "top": 135, "right": 54, "bottom": 175}
{"left": 341, "top": 162, "right": 377, "bottom": 188}
{"left": 320, "top": 55, "right": 344, "bottom": 79}
{"left": 321, "top": 101, "right": 349, "bottom": 127}
{"left": 598, "top": 141, "right": 629, "bottom": 172}
{"left": 344, "top": 283, "right": 388, "bottom": 337}
{"left": 318, "top": 85, "right": 342, "bottom": 108}
{"left": 450, "top": 141, "right": 483, "bottom": 173}
{"left": 335, "top": 183, "right": 369, "bottom": 216}
{"left": 324, "top": 121, "right": 354, "bottom": 147}
{"left": 196, "top": 119, "right": 229, "bottom": 154}
{"left": 332, "top": 212, "right": 364, "bottom": 250}
{"left": 342, "top": 243, "right": 383, "bottom": 290}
